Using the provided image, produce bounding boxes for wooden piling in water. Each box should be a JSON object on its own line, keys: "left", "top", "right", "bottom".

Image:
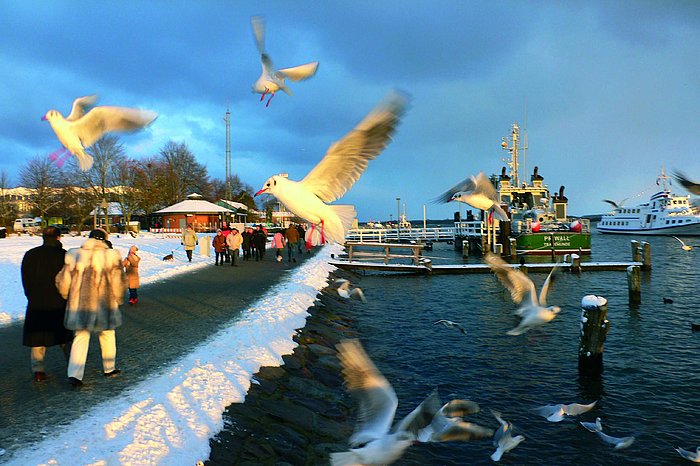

{"left": 641, "top": 241, "right": 651, "bottom": 270}
{"left": 630, "top": 240, "right": 641, "bottom": 262}
{"left": 509, "top": 238, "right": 517, "bottom": 259}
{"left": 578, "top": 295, "right": 610, "bottom": 377}
{"left": 627, "top": 265, "right": 641, "bottom": 303}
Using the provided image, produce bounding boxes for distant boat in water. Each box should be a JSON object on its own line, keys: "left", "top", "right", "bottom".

{"left": 598, "top": 167, "right": 700, "bottom": 236}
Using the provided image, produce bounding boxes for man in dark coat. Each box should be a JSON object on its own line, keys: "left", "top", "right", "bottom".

{"left": 21, "top": 226, "right": 73, "bottom": 382}
{"left": 253, "top": 225, "right": 267, "bottom": 261}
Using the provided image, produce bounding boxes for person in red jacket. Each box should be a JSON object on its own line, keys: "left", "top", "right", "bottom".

{"left": 212, "top": 229, "right": 227, "bottom": 266}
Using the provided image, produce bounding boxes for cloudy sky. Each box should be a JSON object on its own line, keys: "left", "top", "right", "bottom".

{"left": 2, "top": 1, "right": 699, "bottom": 221}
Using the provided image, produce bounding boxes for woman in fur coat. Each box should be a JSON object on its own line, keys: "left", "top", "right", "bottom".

{"left": 123, "top": 245, "right": 140, "bottom": 305}
{"left": 56, "top": 228, "right": 127, "bottom": 387}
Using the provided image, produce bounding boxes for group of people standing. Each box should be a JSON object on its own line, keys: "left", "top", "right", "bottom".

{"left": 211, "top": 223, "right": 308, "bottom": 265}
{"left": 21, "top": 227, "right": 137, "bottom": 387}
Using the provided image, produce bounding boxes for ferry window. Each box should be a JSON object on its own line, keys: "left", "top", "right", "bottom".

{"left": 666, "top": 221, "right": 669, "bottom": 224}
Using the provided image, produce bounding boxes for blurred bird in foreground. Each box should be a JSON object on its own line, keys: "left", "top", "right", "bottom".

{"left": 491, "top": 410, "right": 525, "bottom": 462}
{"left": 254, "top": 91, "right": 408, "bottom": 244}
{"left": 433, "top": 172, "right": 508, "bottom": 221}
{"left": 251, "top": 15, "right": 319, "bottom": 107}
{"left": 42, "top": 95, "right": 157, "bottom": 171}
{"left": 485, "top": 252, "right": 561, "bottom": 336}
{"left": 534, "top": 400, "right": 597, "bottom": 422}
{"left": 673, "top": 171, "right": 700, "bottom": 195}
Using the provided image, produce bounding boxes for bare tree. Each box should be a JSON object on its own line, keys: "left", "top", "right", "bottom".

{"left": 159, "top": 141, "right": 209, "bottom": 204}
{"left": 0, "top": 169, "right": 16, "bottom": 228}
{"left": 18, "top": 156, "right": 66, "bottom": 225}
{"left": 109, "top": 158, "right": 142, "bottom": 228}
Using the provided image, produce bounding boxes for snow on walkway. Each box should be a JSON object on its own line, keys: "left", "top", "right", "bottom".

{"left": 0, "top": 232, "right": 340, "bottom": 464}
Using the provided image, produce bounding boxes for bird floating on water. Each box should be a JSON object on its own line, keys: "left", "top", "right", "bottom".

{"left": 672, "top": 236, "right": 693, "bottom": 251}
{"left": 484, "top": 252, "right": 562, "bottom": 336}
{"left": 254, "top": 91, "right": 408, "bottom": 244}
{"left": 250, "top": 16, "right": 319, "bottom": 107}
{"left": 534, "top": 400, "right": 597, "bottom": 422}
{"left": 433, "top": 319, "right": 467, "bottom": 335}
{"left": 42, "top": 95, "right": 157, "bottom": 171}
{"left": 491, "top": 410, "right": 525, "bottom": 462}
{"left": 433, "top": 172, "right": 508, "bottom": 221}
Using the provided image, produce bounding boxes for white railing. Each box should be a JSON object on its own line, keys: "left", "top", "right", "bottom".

{"left": 345, "top": 227, "right": 456, "bottom": 242}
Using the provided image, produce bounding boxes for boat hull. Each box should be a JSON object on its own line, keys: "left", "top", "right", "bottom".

{"left": 515, "top": 232, "right": 591, "bottom": 255}
{"left": 596, "top": 222, "right": 700, "bottom": 236}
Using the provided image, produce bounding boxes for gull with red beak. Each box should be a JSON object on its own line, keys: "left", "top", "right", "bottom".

{"left": 254, "top": 91, "right": 408, "bottom": 245}
{"left": 251, "top": 16, "right": 319, "bottom": 107}
{"left": 42, "top": 95, "right": 157, "bottom": 171}
{"left": 433, "top": 172, "right": 508, "bottom": 221}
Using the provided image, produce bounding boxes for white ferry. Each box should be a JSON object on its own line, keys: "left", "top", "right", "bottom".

{"left": 597, "top": 168, "right": 700, "bottom": 235}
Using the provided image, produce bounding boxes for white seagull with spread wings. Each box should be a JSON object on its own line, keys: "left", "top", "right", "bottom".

{"left": 534, "top": 400, "right": 597, "bottom": 422}
{"left": 42, "top": 95, "right": 157, "bottom": 171}
{"left": 485, "top": 252, "right": 562, "bottom": 335}
{"left": 254, "top": 92, "right": 408, "bottom": 244}
{"left": 433, "top": 172, "right": 508, "bottom": 221}
{"left": 250, "top": 15, "right": 319, "bottom": 107}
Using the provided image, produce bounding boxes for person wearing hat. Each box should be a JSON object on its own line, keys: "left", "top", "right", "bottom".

{"left": 212, "top": 229, "right": 227, "bottom": 265}
{"left": 226, "top": 227, "right": 243, "bottom": 266}
{"left": 56, "top": 228, "right": 127, "bottom": 388}
{"left": 122, "top": 245, "right": 140, "bottom": 305}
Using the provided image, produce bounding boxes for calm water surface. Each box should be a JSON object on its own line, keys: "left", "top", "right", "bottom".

{"left": 348, "top": 232, "right": 700, "bottom": 465}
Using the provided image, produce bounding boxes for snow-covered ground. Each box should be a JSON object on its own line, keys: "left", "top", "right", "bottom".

{"left": 0, "top": 232, "right": 340, "bottom": 464}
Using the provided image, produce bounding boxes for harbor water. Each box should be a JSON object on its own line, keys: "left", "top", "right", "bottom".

{"left": 341, "top": 231, "right": 700, "bottom": 465}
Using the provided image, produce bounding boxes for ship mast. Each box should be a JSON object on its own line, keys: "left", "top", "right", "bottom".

{"left": 657, "top": 163, "right": 671, "bottom": 192}
{"left": 501, "top": 123, "right": 525, "bottom": 186}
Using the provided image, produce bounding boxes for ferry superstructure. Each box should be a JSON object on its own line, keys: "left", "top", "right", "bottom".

{"left": 597, "top": 169, "right": 700, "bottom": 235}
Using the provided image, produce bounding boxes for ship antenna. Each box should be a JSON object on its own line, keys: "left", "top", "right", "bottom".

{"left": 523, "top": 100, "right": 528, "bottom": 185}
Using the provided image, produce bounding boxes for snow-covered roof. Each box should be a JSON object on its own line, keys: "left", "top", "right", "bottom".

{"left": 218, "top": 199, "right": 249, "bottom": 211}
{"left": 155, "top": 199, "right": 233, "bottom": 214}
{"left": 89, "top": 202, "right": 128, "bottom": 216}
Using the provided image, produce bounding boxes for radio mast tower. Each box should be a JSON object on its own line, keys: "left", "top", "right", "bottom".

{"left": 223, "top": 109, "right": 231, "bottom": 200}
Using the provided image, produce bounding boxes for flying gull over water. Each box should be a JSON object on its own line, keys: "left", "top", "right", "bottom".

{"left": 672, "top": 236, "right": 693, "bottom": 251}
{"left": 250, "top": 15, "right": 319, "bottom": 107}
{"left": 579, "top": 417, "right": 635, "bottom": 450}
{"left": 484, "top": 252, "right": 562, "bottom": 336}
{"left": 432, "top": 172, "right": 508, "bottom": 221}
{"left": 602, "top": 198, "right": 628, "bottom": 210}
{"left": 414, "top": 397, "right": 493, "bottom": 443}
{"left": 491, "top": 410, "right": 525, "bottom": 462}
{"left": 675, "top": 446, "right": 700, "bottom": 462}
{"left": 534, "top": 400, "right": 597, "bottom": 422}
{"left": 433, "top": 319, "right": 467, "bottom": 335}
{"left": 254, "top": 91, "right": 408, "bottom": 245}
{"left": 335, "top": 278, "right": 367, "bottom": 302}
{"left": 673, "top": 171, "right": 700, "bottom": 196}
{"left": 42, "top": 95, "right": 157, "bottom": 171}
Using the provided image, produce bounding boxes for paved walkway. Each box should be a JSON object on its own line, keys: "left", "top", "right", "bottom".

{"left": 0, "top": 248, "right": 315, "bottom": 455}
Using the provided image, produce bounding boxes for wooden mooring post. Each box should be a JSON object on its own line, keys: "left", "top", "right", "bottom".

{"left": 578, "top": 295, "right": 610, "bottom": 377}
{"left": 630, "top": 240, "right": 652, "bottom": 270}
{"left": 627, "top": 265, "right": 641, "bottom": 303}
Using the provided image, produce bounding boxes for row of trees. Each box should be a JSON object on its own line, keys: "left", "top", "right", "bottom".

{"left": 1, "top": 136, "right": 270, "bottom": 230}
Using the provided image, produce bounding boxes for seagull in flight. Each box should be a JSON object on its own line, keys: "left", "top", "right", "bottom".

{"left": 491, "top": 410, "right": 525, "bottom": 462}
{"left": 602, "top": 198, "right": 627, "bottom": 210}
{"left": 433, "top": 319, "right": 467, "bottom": 335}
{"left": 580, "top": 417, "right": 635, "bottom": 450}
{"left": 484, "top": 252, "right": 562, "bottom": 336}
{"left": 250, "top": 16, "right": 319, "bottom": 107}
{"left": 336, "top": 278, "right": 367, "bottom": 302}
{"left": 675, "top": 446, "right": 700, "bottom": 462}
{"left": 254, "top": 92, "right": 408, "bottom": 244}
{"left": 534, "top": 400, "right": 597, "bottom": 422}
{"left": 433, "top": 172, "right": 508, "bottom": 221}
{"left": 330, "top": 339, "right": 427, "bottom": 465}
{"left": 673, "top": 171, "right": 700, "bottom": 195}
{"left": 673, "top": 236, "right": 693, "bottom": 251}
{"left": 42, "top": 95, "right": 157, "bottom": 171}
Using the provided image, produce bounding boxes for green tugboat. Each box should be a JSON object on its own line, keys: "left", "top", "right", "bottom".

{"left": 496, "top": 123, "right": 591, "bottom": 255}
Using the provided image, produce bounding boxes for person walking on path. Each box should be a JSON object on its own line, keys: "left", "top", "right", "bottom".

{"left": 242, "top": 227, "right": 253, "bottom": 261}
{"left": 21, "top": 226, "right": 73, "bottom": 382}
{"left": 220, "top": 222, "right": 232, "bottom": 263}
{"left": 285, "top": 224, "right": 300, "bottom": 263}
{"left": 212, "top": 229, "right": 227, "bottom": 266}
{"left": 122, "top": 245, "right": 140, "bottom": 305}
{"left": 181, "top": 224, "right": 199, "bottom": 262}
{"left": 295, "top": 224, "right": 306, "bottom": 254}
{"left": 56, "top": 228, "right": 127, "bottom": 388}
{"left": 253, "top": 225, "right": 267, "bottom": 261}
{"left": 226, "top": 228, "right": 243, "bottom": 266}
{"left": 271, "top": 231, "right": 286, "bottom": 262}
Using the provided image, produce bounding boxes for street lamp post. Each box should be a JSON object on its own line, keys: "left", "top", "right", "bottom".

{"left": 396, "top": 197, "right": 401, "bottom": 242}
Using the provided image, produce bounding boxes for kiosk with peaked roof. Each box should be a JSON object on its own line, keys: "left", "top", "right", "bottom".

{"left": 154, "top": 193, "right": 234, "bottom": 232}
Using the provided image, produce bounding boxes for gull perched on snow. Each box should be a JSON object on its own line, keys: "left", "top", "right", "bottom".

{"left": 484, "top": 252, "right": 561, "bottom": 336}
{"left": 335, "top": 278, "right": 366, "bottom": 302}
{"left": 42, "top": 95, "right": 157, "bottom": 171}
{"left": 330, "top": 339, "right": 424, "bottom": 465}
{"left": 534, "top": 400, "right": 597, "bottom": 422}
{"left": 580, "top": 417, "right": 635, "bottom": 450}
{"left": 433, "top": 319, "right": 467, "bottom": 335}
{"left": 254, "top": 92, "right": 408, "bottom": 244}
{"left": 433, "top": 172, "right": 508, "bottom": 221}
{"left": 676, "top": 446, "right": 700, "bottom": 462}
{"left": 250, "top": 15, "right": 319, "bottom": 107}
{"left": 673, "top": 236, "right": 693, "bottom": 251}
{"left": 491, "top": 410, "right": 525, "bottom": 462}
{"left": 673, "top": 171, "right": 700, "bottom": 195}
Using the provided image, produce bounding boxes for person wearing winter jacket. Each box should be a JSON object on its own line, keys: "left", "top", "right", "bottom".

{"left": 56, "top": 228, "right": 127, "bottom": 388}
{"left": 226, "top": 228, "right": 243, "bottom": 266}
{"left": 181, "top": 224, "right": 198, "bottom": 262}
{"left": 122, "top": 245, "right": 140, "bottom": 305}
{"left": 212, "top": 229, "right": 227, "bottom": 265}
{"left": 271, "top": 231, "right": 286, "bottom": 262}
